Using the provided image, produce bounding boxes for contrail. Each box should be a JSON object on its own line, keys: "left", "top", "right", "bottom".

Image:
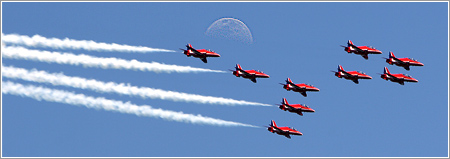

{"left": 2, "top": 65, "right": 271, "bottom": 106}
{"left": 2, "top": 81, "right": 258, "bottom": 127}
{"left": 1, "top": 46, "right": 225, "bottom": 73}
{"left": 1, "top": 33, "right": 175, "bottom": 53}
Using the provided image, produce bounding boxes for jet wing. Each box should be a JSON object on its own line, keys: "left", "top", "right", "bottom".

{"left": 300, "top": 92, "right": 307, "bottom": 97}
{"left": 237, "top": 68, "right": 252, "bottom": 76}
{"left": 387, "top": 73, "right": 402, "bottom": 81}
{"left": 186, "top": 45, "right": 205, "bottom": 56}
{"left": 286, "top": 81, "right": 304, "bottom": 90}
{"left": 271, "top": 126, "right": 285, "bottom": 133}
{"left": 391, "top": 56, "right": 402, "bottom": 62}
{"left": 284, "top": 104, "right": 302, "bottom": 111}
{"left": 362, "top": 54, "right": 369, "bottom": 59}
{"left": 392, "top": 57, "right": 408, "bottom": 65}
{"left": 191, "top": 49, "right": 205, "bottom": 56}
{"left": 272, "top": 126, "right": 290, "bottom": 134}
{"left": 200, "top": 57, "right": 207, "bottom": 63}
{"left": 341, "top": 70, "right": 356, "bottom": 78}
{"left": 291, "top": 84, "right": 305, "bottom": 90}
{"left": 348, "top": 43, "right": 364, "bottom": 52}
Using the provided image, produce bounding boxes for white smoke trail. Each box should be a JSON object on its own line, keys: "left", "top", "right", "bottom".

{"left": 2, "top": 81, "right": 257, "bottom": 127}
{"left": 2, "top": 65, "right": 271, "bottom": 106}
{"left": 1, "top": 46, "right": 225, "bottom": 73}
{"left": 1, "top": 33, "right": 175, "bottom": 53}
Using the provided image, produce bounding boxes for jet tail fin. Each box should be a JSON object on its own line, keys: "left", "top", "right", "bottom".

{"left": 186, "top": 43, "right": 194, "bottom": 50}
{"left": 347, "top": 40, "right": 353, "bottom": 46}
{"left": 389, "top": 52, "right": 395, "bottom": 58}
{"left": 282, "top": 98, "right": 289, "bottom": 105}
{"left": 270, "top": 120, "right": 277, "bottom": 127}
{"left": 338, "top": 65, "right": 344, "bottom": 72}
{"left": 384, "top": 67, "right": 390, "bottom": 75}
{"left": 235, "top": 64, "right": 242, "bottom": 70}
{"left": 286, "top": 78, "right": 292, "bottom": 84}
{"left": 285, "top": 78, "right": 293, "bottom": 88}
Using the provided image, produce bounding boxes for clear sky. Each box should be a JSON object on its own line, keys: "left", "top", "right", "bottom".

{"left": 1, "top": 2, "right": 448, "bottom": 157}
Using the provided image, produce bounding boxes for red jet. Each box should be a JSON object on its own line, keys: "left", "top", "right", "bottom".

{"left": 384, "top": 51, "right": 424, "bottom": 71}
{"left": 180, "top": 44, "right": 220, "bottom": 63}
{"left": 332, "top": 65, "right": 372, "bottom": 84}
{"left": 231, "top": 64, "right": 270, "bottom": 83}
{"left": 267, "top": 120, "right": 303, "bottom": 139}
{"left": 280, "top": 78, "right": 320, "bottom": 97}
{"left": 380, "top": 67, "right": 418, "bottom": 85}
{"left": 279, "top": 98, "right": 315, "bottom": 116}
{"left": 341, "top": 40, "right": 382, "bottom": 59}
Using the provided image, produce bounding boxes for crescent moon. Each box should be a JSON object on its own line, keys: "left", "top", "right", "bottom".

{"left": 205, "top": 18, "right": 253, "bottom": 44}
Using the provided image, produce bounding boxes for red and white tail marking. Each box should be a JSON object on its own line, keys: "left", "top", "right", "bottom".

{"left": 282, "top": 98, "right": 289, "bottom": 105}
{"left": 338, "top": 65, "right": 344, "bottom": 72}
{"left": 348, "top": 40, "right": 353, "bottom": 45}
{"left": 188, "top": 43, "right": 193, "bottom": 48}
{"left": 236, "top": 64, "right": 242, "bottom": 70}
{"left": 270, "top": 120, "right": 277, "bottom": 127}
{"left": 286, "top": 78, "right": 293, "bottom": 88}
{"left": 389, "top": 52, "right": 395, "bottom": 58}
{"left": 384, "top": 67, "right": 390, "bottom": 74}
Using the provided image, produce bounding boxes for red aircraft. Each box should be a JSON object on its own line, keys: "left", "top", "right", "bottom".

{"left": 332, "top": 65, "right": 372, "bottom": 84}
{"left": 380, "top": 67, "right": 418, "bottom": 85}
{"left": 267, "top": 120, "right": 303, "bottom": 139}
{"left": 230, "top": 64, "right": 270, "bottom": 83}
{"left": 279, "top": 98, "right": 315, "bottom": 116}
{"left": 384, "top": 51, "right": 424, "bottom": 71}
{"left": 280, "top": 78, "right": 320, "bottom": 97}
{"left": 180, "top": 44, "right": 220, "bottom": 63}
{"left": 341, "top": 40, "right": 382, "bottom": 59}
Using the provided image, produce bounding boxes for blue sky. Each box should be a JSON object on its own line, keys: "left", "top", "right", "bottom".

{"left": 1, "top": 2, "right": 448, "bottom": 157}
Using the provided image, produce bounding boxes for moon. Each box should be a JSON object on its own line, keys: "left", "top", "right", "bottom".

{"left": 205, "top": 18, "right": 253, "bottom": 44}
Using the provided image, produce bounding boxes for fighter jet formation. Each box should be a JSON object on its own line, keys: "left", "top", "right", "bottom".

{"left": 180, "top": 40, "right": 423, "bottom": 139}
